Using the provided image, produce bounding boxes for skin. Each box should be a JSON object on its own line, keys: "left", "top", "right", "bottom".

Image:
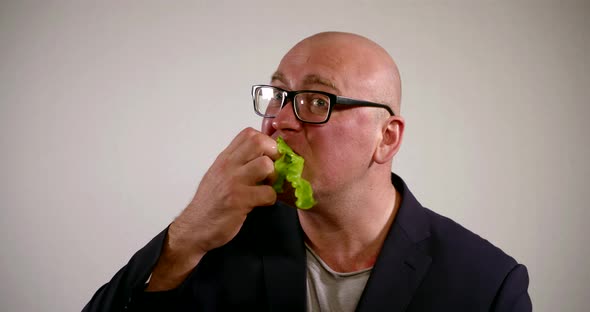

{"left": 146, "top": 32, "right": 405, "bottom": 291}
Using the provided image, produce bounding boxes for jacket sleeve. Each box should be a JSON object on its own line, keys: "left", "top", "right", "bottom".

{"left": 491, "top": 264, "right": 533, "bottom": 312}
{"left": 82, "top": 228, "right": 169, "bottom": 312}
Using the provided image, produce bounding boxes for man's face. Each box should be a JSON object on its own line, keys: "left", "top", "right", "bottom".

{"left": 261, "top": 38, "right": 384, "bottom": 201}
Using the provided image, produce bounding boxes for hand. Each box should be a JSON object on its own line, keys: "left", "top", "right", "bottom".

{"left": 147, "top": 128, "right": 278, "bottom": 291}
{"left": 174, "top": 127, "right": 279, "bottom": 253}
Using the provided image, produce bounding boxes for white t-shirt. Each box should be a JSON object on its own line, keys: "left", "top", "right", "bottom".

{"left": 305, "top": 245, "right": 372, "bottom": 312}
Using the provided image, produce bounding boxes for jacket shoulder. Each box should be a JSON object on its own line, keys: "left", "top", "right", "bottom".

{"left": 422, "top": 206, "right": 518, "bottom": 271}
{"left": 416, "top": 205, "right": 524, "bottom": 304}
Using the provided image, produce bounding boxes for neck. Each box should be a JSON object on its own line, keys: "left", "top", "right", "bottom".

{"left": 297, "top": 174, "right": 400, "bottom": 273}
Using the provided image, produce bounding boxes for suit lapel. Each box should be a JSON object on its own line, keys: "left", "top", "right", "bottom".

{"left": 355, "top": 226, "right": 431, "bottom": 312}
{"left": 256, "top": 203, "right": 307, "bottom": 312}
{"left": 356, "top": 174, "right": 433, "bottom": 312}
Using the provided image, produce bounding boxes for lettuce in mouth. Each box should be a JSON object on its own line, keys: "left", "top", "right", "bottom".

{"left": 272, "top": 137, "right": 316, "bottom": 209}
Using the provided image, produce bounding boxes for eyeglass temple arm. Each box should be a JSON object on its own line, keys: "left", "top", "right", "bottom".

{"left": 335, "top": 97, "right": 395, "bottom": 116}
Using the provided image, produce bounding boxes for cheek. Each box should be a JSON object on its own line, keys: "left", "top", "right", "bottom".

{"left": 304, "top": 135, "right": 369, "bottom": 197}
{"left": 323, "top": 112, "right": 377, "bottom": 156}
{"left": 306, "top": 116, "right": 375, "bottom": 179}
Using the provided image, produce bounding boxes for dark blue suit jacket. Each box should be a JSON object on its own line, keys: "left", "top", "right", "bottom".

{"left": 84, "top": 174, "right": 531, "bottom": 311}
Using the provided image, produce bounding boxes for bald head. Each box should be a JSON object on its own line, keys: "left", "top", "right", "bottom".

{"left": 276, "top": 32, "right": 402, "bottom": 115}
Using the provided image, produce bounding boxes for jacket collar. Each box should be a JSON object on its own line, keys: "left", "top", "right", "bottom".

{"left": 355, "top": 173, "right": 432, "bottom": 312}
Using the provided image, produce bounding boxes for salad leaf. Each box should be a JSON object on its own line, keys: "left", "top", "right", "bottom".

{"left": 272, "top": 137, "right": 316, "bottom": 209}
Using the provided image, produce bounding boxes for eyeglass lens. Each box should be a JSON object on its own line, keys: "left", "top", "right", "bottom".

{"left": 254, "top": 86, "right": 330, "bottom": 123}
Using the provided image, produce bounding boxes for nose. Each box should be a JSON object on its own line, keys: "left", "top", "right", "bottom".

{"left": 271, "top": 101, "right": 302, "bottom": 132}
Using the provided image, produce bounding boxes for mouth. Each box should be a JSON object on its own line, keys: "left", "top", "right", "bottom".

{"left": 274, "top": 134, "right": 303, "bottom": 156}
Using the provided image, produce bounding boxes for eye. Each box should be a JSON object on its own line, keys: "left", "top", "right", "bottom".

{"left": 311, "top": 98, "right": 328, "bottom": 109}
{"left": 273, "top": 92, "right": 284, "bottom": 101}
{"left": 304, "top": 96, "right": 329, "bottom": 117}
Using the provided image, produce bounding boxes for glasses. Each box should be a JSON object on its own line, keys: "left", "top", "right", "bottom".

{"left": 252, "top": 85, "right": 394, "bottom": 124}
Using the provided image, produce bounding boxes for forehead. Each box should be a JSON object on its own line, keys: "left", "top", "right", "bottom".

{"left": 272, "top": 42, "right": 359, "bottom": 93}
{"left": 272, "top": 71, "right": 341, "bottom": 94}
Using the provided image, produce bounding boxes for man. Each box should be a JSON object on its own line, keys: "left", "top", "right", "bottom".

{"left": 84, "top": 32, "right": 531, "bottom": 311}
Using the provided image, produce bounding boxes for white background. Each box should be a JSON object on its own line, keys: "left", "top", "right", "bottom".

{"left": 1, "top": 1, "right": 588, "bottom": 311}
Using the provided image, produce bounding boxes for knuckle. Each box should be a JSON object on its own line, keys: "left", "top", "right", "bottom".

{"left": 262, "top": 157, "right": 274, "bottom": 174}
{"left": 221, "top": 181, "right": 241, "bottom": 206}
{"left": 251, "top": 132, "right": 266, "bottom": 146}
{"left": 223, "top": 190, "right": 240, "bottom": 209}
{"left": 234, "top": 128, "right": 256, "bottom": 145}
{"left": 213, "top": 157, "right": 229, "bottom": 172}
{"left": 242, "top": 127, "right": 257, "bottom": 138}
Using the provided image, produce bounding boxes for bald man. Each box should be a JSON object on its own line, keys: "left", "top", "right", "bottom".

{"left": 84, "top": 32, "right": 531, "bottom": 311}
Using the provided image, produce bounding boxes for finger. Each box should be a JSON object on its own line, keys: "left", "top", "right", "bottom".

{"left": 228, "top": 131, "right": 279, "bottom": 165}
{"left": 263, "top": 167, "right": 278, "bottom": 186}
{"left": 236, "top": 155, "right": 275, "bottom": 185}
{"left": 245, "top": 185, "right": 277, "bottom": 207}
{"left": 223, "top": 127, "right": 259, "bottom": 156}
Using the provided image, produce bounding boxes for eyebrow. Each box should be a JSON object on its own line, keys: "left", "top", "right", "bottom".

{"left": 271, "top": 71, "right": 341, "bottom": 94}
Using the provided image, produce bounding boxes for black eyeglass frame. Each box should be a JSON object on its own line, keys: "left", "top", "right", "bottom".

{"left": 252, "top": 85, "right": 395, "bottom": 124}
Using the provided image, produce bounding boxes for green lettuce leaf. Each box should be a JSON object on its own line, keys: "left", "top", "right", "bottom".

{"left": 272, "top": 137, "right": 316, "bottom": 209}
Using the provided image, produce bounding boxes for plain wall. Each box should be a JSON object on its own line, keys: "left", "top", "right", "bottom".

{"left": 1, "top": 1, "right": 588, "bottom": 311}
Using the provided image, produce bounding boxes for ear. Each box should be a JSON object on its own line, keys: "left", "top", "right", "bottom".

{"left": 373, "top": 116, "right": 405, "bottom": 164}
